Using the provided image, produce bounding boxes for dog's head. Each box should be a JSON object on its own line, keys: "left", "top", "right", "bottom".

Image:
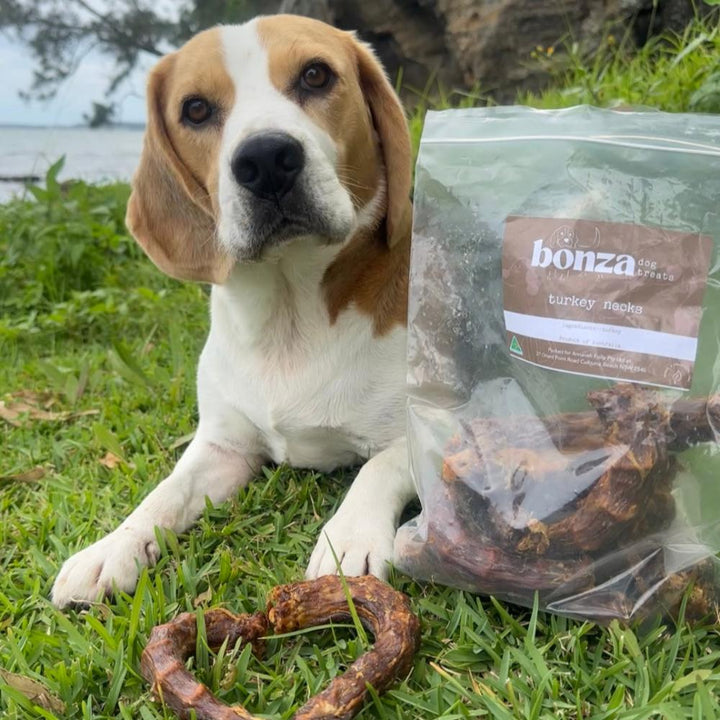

{"left": 126, "top": 15, "right": 412, "bottom": 283}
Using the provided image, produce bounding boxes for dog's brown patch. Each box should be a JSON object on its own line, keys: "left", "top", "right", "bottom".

{"left": 323, "top": 218, "right": 411, "bottom": 336}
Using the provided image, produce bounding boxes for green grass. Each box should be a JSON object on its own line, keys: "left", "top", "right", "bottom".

{"left": 518, "top": 12, "right": 720, "bottom": 112}
{"left": 3, "top": 16, "right": 720, "bottom": 720}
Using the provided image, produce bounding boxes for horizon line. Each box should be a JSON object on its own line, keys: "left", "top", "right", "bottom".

{"left": 0, "top": 122, "right": 146, "bottom": 129}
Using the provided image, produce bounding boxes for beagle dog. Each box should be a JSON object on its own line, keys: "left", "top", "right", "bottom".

{"left": 51, "top": 14, "right": 416, "bottom": 607}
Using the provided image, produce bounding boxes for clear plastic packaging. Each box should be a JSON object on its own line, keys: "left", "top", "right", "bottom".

{"left": 395, "top": 106, "right": 720, "bottom": 623}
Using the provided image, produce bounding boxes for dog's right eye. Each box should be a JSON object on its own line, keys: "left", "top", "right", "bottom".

{"left": 181, "top": 97, "right": 214, "bottom": 126}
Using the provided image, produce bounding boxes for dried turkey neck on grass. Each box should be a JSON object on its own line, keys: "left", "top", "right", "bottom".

{"left": 443, "top": 385, "right": 720, "bottom": 559}
{"left": 140, "top": 609, "right": 268, "bottom": 720}
{"left": 140, "top": 575, "right": 421, "bottom": 720}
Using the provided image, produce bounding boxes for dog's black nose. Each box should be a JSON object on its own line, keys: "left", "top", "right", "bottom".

{"left": 231, "top": 132, "right": 305, "bottom": 200}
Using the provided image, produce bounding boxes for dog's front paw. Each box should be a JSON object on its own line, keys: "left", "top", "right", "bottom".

{"left": 51, "top": 529, "right": 160, "bottom": 608}
{"left": 305, "top": 510, "right": 395, "bottom": 580}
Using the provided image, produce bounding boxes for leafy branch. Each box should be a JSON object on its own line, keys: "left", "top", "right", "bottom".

{"left": 0, "top": 0, "right": 272, "bottom": 111}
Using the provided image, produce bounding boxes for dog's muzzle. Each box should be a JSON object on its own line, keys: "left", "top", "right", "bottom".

{"left": 223, "top": 130, "right": 352, "bottom": 261}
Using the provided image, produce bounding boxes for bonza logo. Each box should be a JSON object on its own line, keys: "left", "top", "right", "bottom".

{"left": 530, "top": 238, "right": 635, "bottom": 276}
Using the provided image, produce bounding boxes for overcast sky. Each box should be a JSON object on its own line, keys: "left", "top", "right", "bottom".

{"left": 0, "top": 33, "right": 150, "bottom": 126}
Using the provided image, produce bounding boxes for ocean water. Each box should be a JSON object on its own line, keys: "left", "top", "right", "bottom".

{"left": 0, "top": 126, "right": 144, "bottom": 202}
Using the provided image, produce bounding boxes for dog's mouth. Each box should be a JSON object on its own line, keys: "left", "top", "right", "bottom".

{"left": 236, "top": 197, "right": 348, "bottom": 262}
{"left": 237, "top": 214, "right": 308, "bottom": 261}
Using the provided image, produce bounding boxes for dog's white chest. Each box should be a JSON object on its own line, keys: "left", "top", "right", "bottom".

{"left": 198, "top": 252, "right": 406, "bottom": 470}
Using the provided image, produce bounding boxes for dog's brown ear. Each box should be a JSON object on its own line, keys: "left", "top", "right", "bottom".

{"left": 126, "top": 55, "right": 233, "bottom": 284}
{"left": 353, "top": 39, "right": 412, "bottom": 247}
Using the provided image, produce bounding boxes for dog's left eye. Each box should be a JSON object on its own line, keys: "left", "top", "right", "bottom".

{"left": 300, "top": 62, "right": 333, "bottom": 91}
{"left": 181, "top": 97, "right": 214, "bottom": 126}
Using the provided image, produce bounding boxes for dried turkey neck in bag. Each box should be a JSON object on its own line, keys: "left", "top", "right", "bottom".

{"left": 443, "top": 384, "right": 720, "bottom": 560}
{"left": 404, "top": 384, "right": 720, "bottom": 618}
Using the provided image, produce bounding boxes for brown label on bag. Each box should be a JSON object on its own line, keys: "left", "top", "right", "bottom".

{"left": 502, "top": 216, "right": 713, "bottom": 389}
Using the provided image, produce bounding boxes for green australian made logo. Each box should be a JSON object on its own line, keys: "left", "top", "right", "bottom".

{"left": 509, "top": 336, "right": 523, "bottom": 355}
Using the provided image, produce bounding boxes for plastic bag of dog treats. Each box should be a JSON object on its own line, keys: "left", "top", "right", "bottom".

{"left": 394, "top": 106, "right": 720, "bottom": 623}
